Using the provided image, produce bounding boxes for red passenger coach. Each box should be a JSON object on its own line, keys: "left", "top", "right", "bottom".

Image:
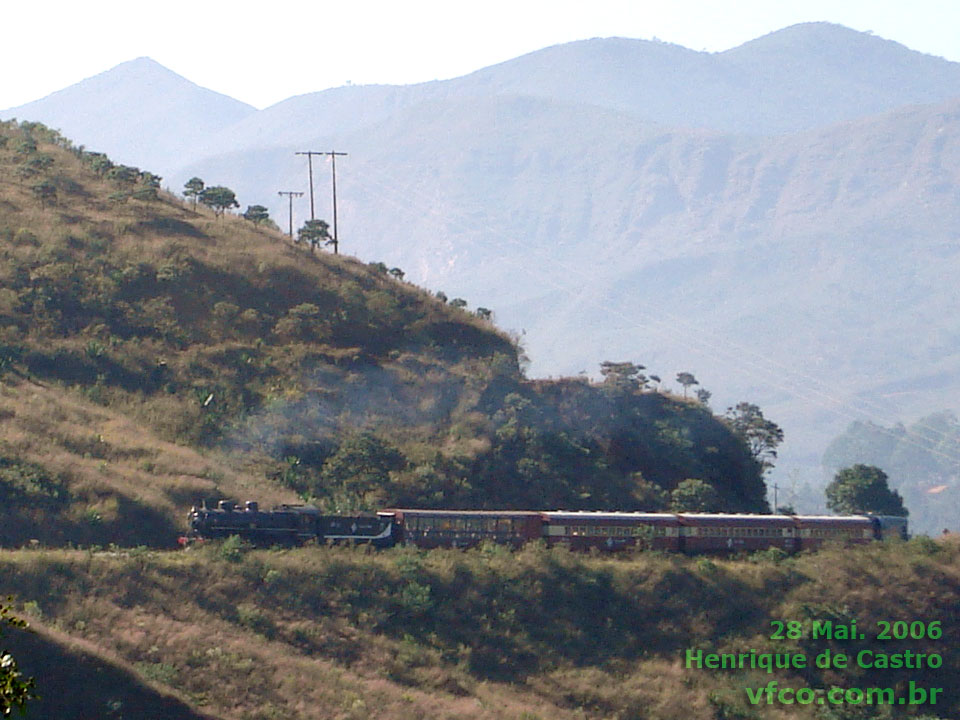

{"left": 793, "top": 515, "right": 875, "bottom": 551}
{"left": 542, "top": 512, "right": 682, "bottom": 551}
{"left": 679, "top": 514, "right": 797, "bottom": 553}
{"left": 381, "top": 509, "right": 543, "bottom": 548}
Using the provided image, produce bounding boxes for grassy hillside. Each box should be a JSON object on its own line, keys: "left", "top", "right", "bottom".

{"left": 0, "top": 121, "right": 950, "bottom": 720}
{"left": 0, "top": 118, "right": 770, "bottom": 549}
{"left": 0, "top": 118, "right": 519, "bottom": 543}
{"left": 2, "top": 536, "right": 956, "bottom": 719}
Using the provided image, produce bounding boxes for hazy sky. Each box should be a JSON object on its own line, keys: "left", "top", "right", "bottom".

{"left": 3, "top": 0, "right": 959, "bottom": 110}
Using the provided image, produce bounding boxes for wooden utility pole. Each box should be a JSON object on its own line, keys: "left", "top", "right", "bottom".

{"left": 295, "top": 151, "right": 323, "bottom": 221}
{"left": 277, "top": 190, "right": 304, "bottom": 239}
{"left": 295, "top": 150, "right": 347, "bottom": 253}
{"left": 322, "top": 151, "right": 347, "bottom": 254}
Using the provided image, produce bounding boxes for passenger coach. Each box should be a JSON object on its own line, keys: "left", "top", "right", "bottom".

{"left": 380, "top": 509, "right": 542, "bottom": 548}
{"left": 793, "top": 515, "right": 878, "bottom": 550}
{"left": 678, "top": 514, "right": 797, "bottom": 553}
{"left": 541, "top": 512, "right": 681, "bottom": 551}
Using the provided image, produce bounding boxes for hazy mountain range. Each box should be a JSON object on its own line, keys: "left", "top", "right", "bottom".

{"left": 4, "top": 21, "right": 960, "bottom": 507}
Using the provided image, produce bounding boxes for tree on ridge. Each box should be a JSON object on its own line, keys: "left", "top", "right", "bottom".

{"left": 826, "top": 464, "right": 908, "bottom": 516}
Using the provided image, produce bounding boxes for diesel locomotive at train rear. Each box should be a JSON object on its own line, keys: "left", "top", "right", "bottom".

{"left": 186, "top": 502, "right": 908, "bottom": 553}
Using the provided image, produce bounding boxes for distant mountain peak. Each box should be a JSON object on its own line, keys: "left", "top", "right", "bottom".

{"left": 121, "top": 55, "right": 165, "bottom": 67}
{"left": 727, "top": 21, "right": 934, "bottom": 59}
{"left": 0, "top": 56, "right": 256, "bottom": 173}
{"left": 78, "top": 56, "right": 207, "bottom": 90}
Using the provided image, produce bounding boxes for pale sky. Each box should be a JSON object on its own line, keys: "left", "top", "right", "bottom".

{"left": 3, "top": 0, "right": 959, "bottom": 110}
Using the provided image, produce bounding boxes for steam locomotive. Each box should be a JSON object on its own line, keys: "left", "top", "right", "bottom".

{"left": 185, "top": 501, "right": 908, "bottom": 553}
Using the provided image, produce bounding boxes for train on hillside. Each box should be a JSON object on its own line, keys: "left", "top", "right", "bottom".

{"left": 184, "top": 500, "right": 909, "bottom": 554}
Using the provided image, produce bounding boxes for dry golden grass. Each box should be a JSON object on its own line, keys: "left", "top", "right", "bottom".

{"left": 0, "top": 375, "right": 297, "bottom": 545}
{"left": 0, "top": 548, "right": 611, "bottom": 720}
{"left": 0, "top": 539, "right": 956, "bottom": 720}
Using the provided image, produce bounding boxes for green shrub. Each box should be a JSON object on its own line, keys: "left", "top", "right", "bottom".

{"left": 218, "top": 535, "right": 247, "bottom": 563}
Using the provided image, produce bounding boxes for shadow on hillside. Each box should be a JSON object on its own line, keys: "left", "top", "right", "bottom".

{"left": 137, "top": 217, "right": 208, "bottom": 238}
{"left": 5, "top": 624, "right": 221, "bottom": 720}
{"left": 1, "top": 494, "right": 184, "bottom": 549}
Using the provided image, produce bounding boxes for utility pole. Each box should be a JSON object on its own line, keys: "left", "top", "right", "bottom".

{"left": 772, "top": 483, "right": 779, "bottom": 513}
{"left": 295, "top": 150, "right": 347, "bottom": 253}
{"left": 295, "top": 151, "right": 323, "bottom": 221}
{"left": 319, "top": 151, "right": 347, "bottom": 254}
{"left": 277, "top": 190, "right": 304, "bottom": 239}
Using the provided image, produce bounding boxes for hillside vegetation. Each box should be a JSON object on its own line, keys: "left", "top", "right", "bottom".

{"left": 0, "top": 121, "right": 952, "bottom": 720}
{"left": 7, "top": 25, "right": 960, "bottom": 531}
{"left": 0, "top": 120, "right": 770, "bottom": 548}
{"left": 2, "top": 537, "right": 957, "bottom": 719}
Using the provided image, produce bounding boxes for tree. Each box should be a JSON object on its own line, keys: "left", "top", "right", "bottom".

{"left": 242, "top": 204, "right": 270, "bottom": 225}
{"left": 670, "top": 478, "right": 721, "bottom": 512}
{"left": 725, "top": 402, "right": 784, "bottom": 474}
{"left": 676, "top": 371, "right": 699, "bottom": 397}
{"left": 183, "top": 177, "right": 204, "bottom": 208}
{"left": 0, "top": 601, "right": 36, "bottom": 716}
{"left": 271, "top": 303, "right": 326, "bottom": 342}
{"left": 106, "top": 164, "right": 140, "bottom": 188}
{"left": 388, "top": 267, "right": 405, "bottom": 281}
{"left": 14, "top": 165, "right": 37, "bottom": 185}
{"left": 695, "top": 388, "right": 712, "bottom": 406}
{"left": 630, "top": 473, "right": 669, "bottom": 510}
{"left": 321, "top": 433, "right": 406, "bottom": 498}
{"left": 87, "top": 152, "right": 113, "bottom": 177}
{"left": 31, "top": 181, "right": 57, "bottom": 209}
{"left": 131, "top": 186, "right": 158, "bottom": 202}
{"left": 13, "top": 138, "right": 36, "bottom": 157}
{"left": 825, "top": 464, "right": 908, "bottom": 516}
{"left": 23, "top": 154, "right": 53, "bottom": 173}
{"left": 297, "top": 219, "right": 331, "bottom": 250}
{"left": 600, "top": 361, "right": 647, "bottom": 393}
{"left": 475, "top": 307, "right": 492, "bottom": 320}
{"left": 200, "top": 186, "right": 239, "bottom": 217}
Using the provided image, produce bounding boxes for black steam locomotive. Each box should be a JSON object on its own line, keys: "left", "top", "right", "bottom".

{"left": 185, "top": 501, "right": 908, "bottom": 554}
{"left": 185, "top": 501, "right": 395, "bottom": 547}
